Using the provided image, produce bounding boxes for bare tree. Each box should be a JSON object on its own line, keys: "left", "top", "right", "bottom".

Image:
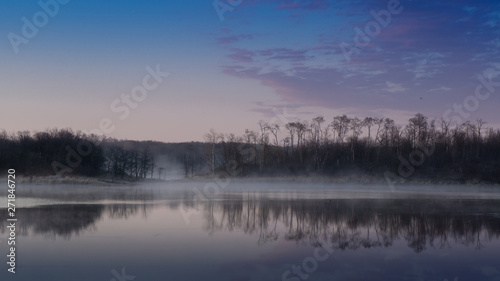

{"left": 139, "top": 146, "right": 153, "bottom": 179}
{"left": 363, "top": 117, "right": 375, "bottom": 140}
{"left": 285, "top": 123, "right": 296, "bottom": 154}
{"left": 265, "top": 122, "right": 281, "bottom": 164}
{"left": 476, "top": 119, "right": 486, "bottom": 139}
{"left": 332, "top": 115, "right": 350, "bottom": 143}
{"left": 204, "top": 129, "right": 223, "bottom": 175}
{"left": 407, "top": 113, "right": 428, "bottom": 148}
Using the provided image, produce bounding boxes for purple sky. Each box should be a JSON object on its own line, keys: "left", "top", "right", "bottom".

{"left": 1, "top": 0, "right": 499, "bottom": 142}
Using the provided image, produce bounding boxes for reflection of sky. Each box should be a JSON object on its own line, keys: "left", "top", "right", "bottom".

{"left": 1, "top": 1, "right": 500, "bottom": 141}
{"left": 1, "top": 201, "right": 500, "bottom": 281}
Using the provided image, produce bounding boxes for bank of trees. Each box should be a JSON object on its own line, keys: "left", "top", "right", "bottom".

{"left": 0, "top": 129, "right": 158, "bottom": 180}
{"left": 102, "top": 143, "right": 155, "bottom": 179}
{"left": 0, "top": 129, "right": 105, "bottom": 177}
{"left": 1, "top": 113, "right": 499, "bottom": 183}
{"left": 203, "top": 113, "right": 500, "bottom": 183}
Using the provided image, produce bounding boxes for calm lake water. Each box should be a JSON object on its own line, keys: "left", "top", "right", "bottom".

{"left": 1, "top": 182, "right": 500, "bottom": 281}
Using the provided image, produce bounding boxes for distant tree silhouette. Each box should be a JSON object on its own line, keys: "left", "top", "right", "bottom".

{"left": 1, "top": 113, "right": 499, "bottom": 183}
{"left": 202, "top": 113, "right": 500, "bottom": 183}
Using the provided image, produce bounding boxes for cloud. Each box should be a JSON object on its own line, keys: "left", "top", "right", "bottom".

{"left": 488, "top": 38, "right": 500, "bottom": 48}
{"left": 215, "top": 0, "right": 500, "bottom": 121}
{"left": 384, "top": 82, "right": 407, "bottom": 93}
{"left": 263, "top": 48, "right": 311, "bottom": 61}
{"left": 403, "top": 52, "right": 447, "bottom": 80}
{"left": 227, "top": 48, "right": 256, "bottom": 62}
{"left": 462, "top": 6, "right": 477, "bottom": 14}
{"left": 313, "top": 45, "right": 336, "bottom": 51}
{"left": 429, "top": 86, "right": 452, "bottom": 92}
{"left": 225, "top": 47, "right": 315, "bottom": 73}
{"left": 485, "top": 10, "right": 500, "bottom": 27}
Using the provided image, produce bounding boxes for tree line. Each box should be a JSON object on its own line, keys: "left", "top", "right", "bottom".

{"left": 1, "top": 112, "right": 499, "bottom": 183}
{"left": 0, "top": 129, "right": 159, "bottom": 180}
{"left": 203, "top": 113, "right": 500, "bottom": 183}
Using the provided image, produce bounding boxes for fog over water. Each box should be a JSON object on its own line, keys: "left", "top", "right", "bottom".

{"left": 1, "top": 181, "right": 500, "bottom": 281}
{"left": 2, "top": 181, "right": 500, "bottom": 206}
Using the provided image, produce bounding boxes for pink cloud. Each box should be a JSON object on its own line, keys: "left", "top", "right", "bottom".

{"left": 227, "top": 48, "right": 256, "bottom": 62}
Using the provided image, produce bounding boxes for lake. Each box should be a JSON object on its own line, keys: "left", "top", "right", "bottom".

{"left": 1, "top": 181, "right": 500, "bottom": 281}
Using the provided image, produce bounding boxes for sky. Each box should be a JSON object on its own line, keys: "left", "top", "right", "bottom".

{"left": 1, "top": 0, "right": 499, "bottom": 142}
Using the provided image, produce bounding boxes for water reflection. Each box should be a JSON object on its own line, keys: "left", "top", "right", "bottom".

{"left": 2, "top": 197, "right": 499, "bottom": 253}
{"left": 0, "top": 204, "right": 154, "bottom": 239}
{"left": 197, "top": 198, "right": 500, "bottom": 252}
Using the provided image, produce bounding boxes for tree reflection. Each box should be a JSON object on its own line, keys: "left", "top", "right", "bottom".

{"left": 0, "top": 203, "right": 154, "bottom": 239}
{"left": 193, "top": 198, "right": 500, "bottom": 252}
{"left": 1, "top": 197, "right": 499, "bottom": 253}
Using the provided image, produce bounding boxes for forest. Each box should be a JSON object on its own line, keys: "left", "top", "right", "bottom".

{"left": 1, "top": 113, "right": 499, "bottom": 184}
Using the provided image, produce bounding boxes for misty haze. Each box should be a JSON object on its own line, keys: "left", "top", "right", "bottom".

{"left": 1, "top": 182, "right": 500, "bottom": 280}
{"left": 2, "top": 0, "right": 500, "bottom": 280}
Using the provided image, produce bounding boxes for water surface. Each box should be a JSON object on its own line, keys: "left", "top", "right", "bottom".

{"left": 1, "top": 182, "right": 499, "bottom": 281}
